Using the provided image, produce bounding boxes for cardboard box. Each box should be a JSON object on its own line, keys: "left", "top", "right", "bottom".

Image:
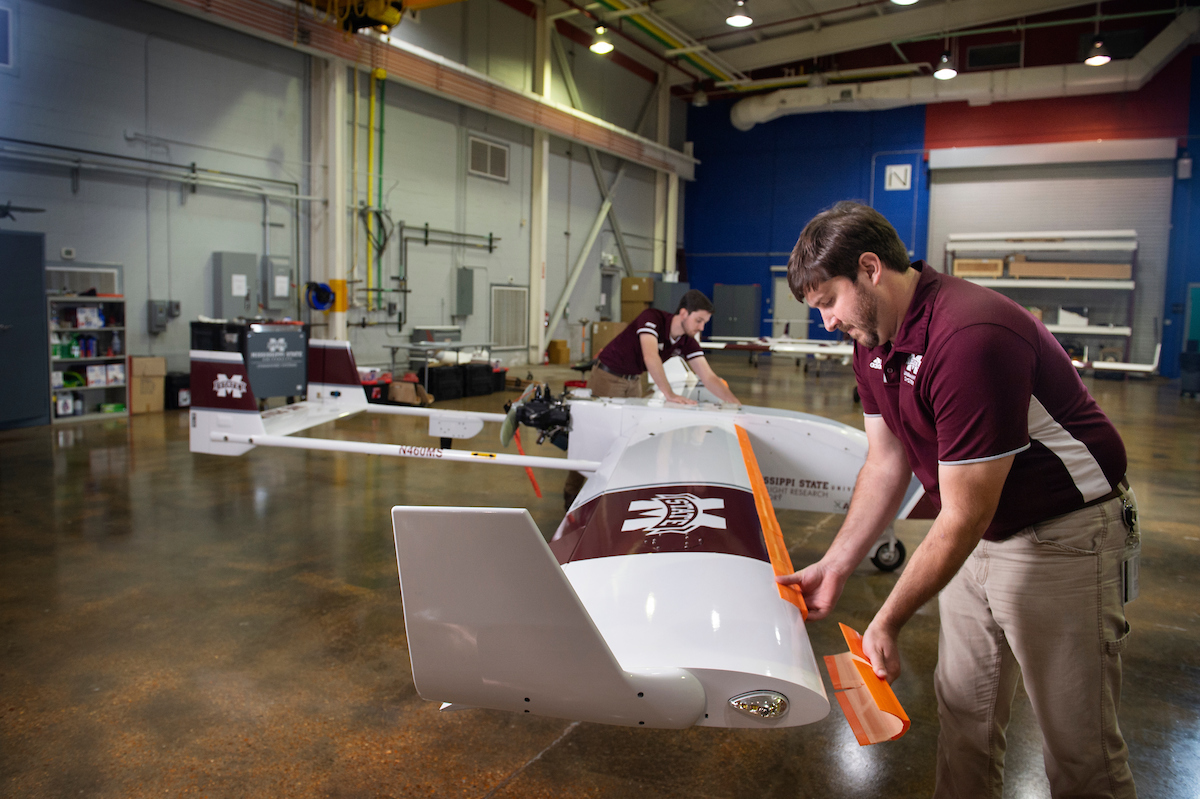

{"left": 1008, "top": 255, "right": 1131, "bottom": 280}
{"left": 621, "top": 301, "right": 652, "bottom": 323}
{"left": 388, "top": 381, "right": 419, "bottom": 404}
{"left": 953, "top": 258, "right": 1004, "bottom": 278}
{"left": 86, "top": 364, "right": 108, "bottom": 386}
{"left": 1057, "top": 307, "right": 1090, "bottom": 327}
{"left": 130, "top": 376, "right": 165, "bottom": 414}
{"left": 591, "top": 322, "right": 626, "bottom": 356}
{"left": 106, "top": 363, "right": 126, "bottom": 386}
{"left": 131, "top": 356, "right": 167, "bottom": 378}
{"left": 621, "top": 277, "right": 654, "bottom": 302}
{"left": 547, "top": 339, "right": 571, "bottom": 365}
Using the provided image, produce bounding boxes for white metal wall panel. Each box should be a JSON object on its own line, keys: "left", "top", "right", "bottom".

{"left": 928, "top": 160, "right": 1174, "bottom": 362}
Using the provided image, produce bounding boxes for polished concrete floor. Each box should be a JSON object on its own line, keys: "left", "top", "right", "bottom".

{"left": 2, "top": 354, "right": 1198, "bottom": 798}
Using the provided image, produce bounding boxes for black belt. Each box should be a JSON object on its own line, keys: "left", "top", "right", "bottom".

{"left": 597, "top": 361, "right": 641, "bottom": 380}
{"left": 1080, "top": 478, "right": 1130, "bottom": 510}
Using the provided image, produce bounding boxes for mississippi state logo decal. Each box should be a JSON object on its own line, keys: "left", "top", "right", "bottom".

{"left": 267, "top": 337, "right": 287, "bottom": 353}
{"left": 621, "top": 493, "right": 727, "bottom": 535}
{"left": 213, "top": 373, "right": 248, "bottom": 399}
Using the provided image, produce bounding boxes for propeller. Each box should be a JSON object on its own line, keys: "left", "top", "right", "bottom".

{"left": 500, "top": 381, "right": 542, "bottom": 448}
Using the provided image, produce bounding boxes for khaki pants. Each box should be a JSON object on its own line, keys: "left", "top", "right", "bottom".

{"left": 563, "top": 366, "right": 645, "bottom": 503}
{"left": 934, "top": 489, "right": 1138, "bottom": 799}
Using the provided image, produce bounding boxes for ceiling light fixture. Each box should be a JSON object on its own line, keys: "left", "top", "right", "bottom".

{"left": 1084, "top": 38, "right": 1111, "bottom": 66}
{"left": 692, "top": 86, "right": 709, "bottom": 107}
{"left": 933, "top": 50, "right": 957, "bottom": 80}
{"left": 1084, "top": 4, "right": 1110, "bottom": 66}
{"left": 890, "top": 0, "right": 919, "bottom": 5}
{"left": 726, "top": 0, "right": 752, "bottom": 28}
{"left": 590, "top": 26, "right": 614, "bottom": 55}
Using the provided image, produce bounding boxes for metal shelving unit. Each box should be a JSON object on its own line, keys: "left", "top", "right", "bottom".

{"left": 48, "top": 295, "right": 129, "bottom": 424}
{"left": 947, "top": 230, "right": 1139, "bottom": 360}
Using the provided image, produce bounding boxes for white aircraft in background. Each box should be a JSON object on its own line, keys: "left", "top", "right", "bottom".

{"left": 188, "top": 340, "right": 925, "bottom": 740}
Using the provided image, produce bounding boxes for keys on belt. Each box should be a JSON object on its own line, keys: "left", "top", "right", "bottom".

{"left": 1119, "top": 482, "right": 1140, "bottom": 604}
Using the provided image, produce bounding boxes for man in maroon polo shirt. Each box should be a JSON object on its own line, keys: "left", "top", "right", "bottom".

{"left": 778, "top": 202, "right": 1138, "bottom": 799}
{"left": 592, "top": 288, "right": 739, "bottom": 406}
{"left": 562, "top": 289, "right": 741, "bottom": 508}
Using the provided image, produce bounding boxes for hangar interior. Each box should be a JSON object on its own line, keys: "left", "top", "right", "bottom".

{"left": 2, "top": 0, "right": 1199, "bottom": 797}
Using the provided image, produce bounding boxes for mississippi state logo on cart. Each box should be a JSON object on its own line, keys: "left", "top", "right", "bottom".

{"left": 622, "top": 493, "right": 727, "bottom": 536}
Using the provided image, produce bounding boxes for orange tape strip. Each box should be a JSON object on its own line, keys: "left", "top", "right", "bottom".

{"left": 735, "top": 425, "right": 808, "bottom": 619}
{"left": 822, "top": 623, "right": 910, "bottom": 745}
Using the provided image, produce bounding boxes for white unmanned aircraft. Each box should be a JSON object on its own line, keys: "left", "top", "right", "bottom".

{"left": 189, "top": 340, "right": 925, "bottom": 739}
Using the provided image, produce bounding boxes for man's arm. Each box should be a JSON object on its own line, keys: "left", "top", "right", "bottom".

{"left": 777, "top": 416, "right": 912, "bottom": 618}
{"left": 861, "top": 454, "right": 1013, "bottom": 683}
{"left": 689, "top": 355, "right": 740, "bottom": 404}
{"left": 640, "top": 333, "right": 695, "bottom": 405}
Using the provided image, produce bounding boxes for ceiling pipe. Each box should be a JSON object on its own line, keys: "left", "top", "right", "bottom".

{"left": 552, "top": 0, "right": 705, "bottom": 84}
{"left": 730, "top": 8, "right": 1199, "bottom": 131}
{"left": 699, "top": 0, "right": 889, "bottom": 44}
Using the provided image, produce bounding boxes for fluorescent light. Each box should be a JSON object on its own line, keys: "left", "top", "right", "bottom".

{"left": 726, "top": 0, "right": 752, "bottom": 27}
{"left": 933, "top": 51, "right": 957, "bottom": 80}
{"left": 890, "top": 0, "right": 919, "bottom": 5}
{"left": 1084, "top": 38, "right": 1111, "bottom": 66}
{"left": 590, "top": 26, "right": 614, "bottom": 55}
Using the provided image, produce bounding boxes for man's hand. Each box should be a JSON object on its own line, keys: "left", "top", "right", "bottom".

{"left": 862, "top": 618, "right": 901, "bottom": 683}
{"left": 664, "top": 393, "right": 697, "bottom": 405}
{"left": 775, "top": 558, "right": 848, "bottom": 621}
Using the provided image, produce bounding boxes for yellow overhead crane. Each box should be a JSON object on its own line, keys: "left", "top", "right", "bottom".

{"left": 308, "top": 0, "right": 466, "bottom": 32}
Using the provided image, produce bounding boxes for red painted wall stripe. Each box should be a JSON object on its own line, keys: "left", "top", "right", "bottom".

{"left": 925, "top": 46, "right": 1196, "bottom": 150}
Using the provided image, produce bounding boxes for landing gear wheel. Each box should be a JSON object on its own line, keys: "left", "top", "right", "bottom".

{"left": 871, "top": 539, "right": 906, "bottom": 572}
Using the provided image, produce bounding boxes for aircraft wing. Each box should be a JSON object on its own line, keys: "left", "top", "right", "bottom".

{"left": 394, "top": 414, "right": 832, "bottom": 729}
{"left": 1072, "top": 343, "right": 1161, "bottom": 375}
{"left": 702, "top": 336, "right": 852, "bottom": 358}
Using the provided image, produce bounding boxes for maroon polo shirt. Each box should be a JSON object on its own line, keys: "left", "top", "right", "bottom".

{"left": 854, "top": 261, "right": 1126, "bottom": 541}
{"left": 599, "top": 308, "right": 704, "bottom": 377}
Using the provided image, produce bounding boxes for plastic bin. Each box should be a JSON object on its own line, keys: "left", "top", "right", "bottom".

{"left": 462, "top": 364, "right": 494, "bottom": 397}
{"left": 418, "top": 365, "right": 463, "bottom": 401}
{"left": 165, "top": 372, "right": 191, "bottom": 410}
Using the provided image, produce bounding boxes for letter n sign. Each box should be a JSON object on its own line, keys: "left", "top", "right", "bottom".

{"left": 885, "top": 164, "right": 911, "bottom": 191}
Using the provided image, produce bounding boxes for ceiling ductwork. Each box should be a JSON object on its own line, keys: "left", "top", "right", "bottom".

{"left": 730, "top": 8, "right": 1200, "bottom": 132}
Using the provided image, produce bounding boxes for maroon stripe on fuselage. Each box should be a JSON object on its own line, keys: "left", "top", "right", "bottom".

{"left": 308, "top": 343, "right": 361, "bottom": 386}
{"left": 549, "top": 484, "right": 769, "bottom": 566}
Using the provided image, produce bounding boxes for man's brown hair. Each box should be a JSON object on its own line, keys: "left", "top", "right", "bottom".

{"left": 677, "top": 288, "right": 714, "bottom": 314}
{"left": 787, "top": 201, "right": 911, "bottom": 299}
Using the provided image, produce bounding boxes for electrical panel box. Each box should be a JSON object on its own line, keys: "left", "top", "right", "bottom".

{"left": 261, "top": 255, "right": 293, "bottom": 312}
{"left": 213, "top": 252, "right": 258, "bottom": 318}
{"left": 653, "top": 281, "right": 690, "bottom": 313}
{"left": 148, "top": 300, "right": 168, "bottom": 334}
{"left": 454, "top": 267, "right": 473, "bottom": 317}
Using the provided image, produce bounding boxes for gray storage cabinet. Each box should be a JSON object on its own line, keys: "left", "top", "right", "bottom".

{"left": 0, "top": 231, "right": 50, "bottom": 429}
{"left": 711, "top": 283, "right": 761, "bottom": 339}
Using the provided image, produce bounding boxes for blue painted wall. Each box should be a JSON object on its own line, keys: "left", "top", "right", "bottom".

{"left": 684, "top": 101, "right": 928, "bottom": 339}
{"left": 1162, "top": 54, "right": 1200, "bottom": 379}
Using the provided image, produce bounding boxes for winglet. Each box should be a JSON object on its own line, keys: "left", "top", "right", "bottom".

{"left": 822, "top": 623, "right": 909, "bottom": 745}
